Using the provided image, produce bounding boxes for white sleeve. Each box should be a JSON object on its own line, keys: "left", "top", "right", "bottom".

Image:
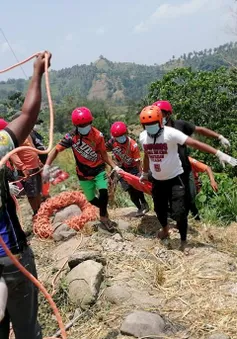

{"left": 170, "top": 128, "right": 188, "bottom": 145}
{"left": 139, "top": 131, "right": 146, "bottom": 150}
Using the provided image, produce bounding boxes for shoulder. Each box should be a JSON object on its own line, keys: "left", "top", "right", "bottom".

{"left": 129, "top": 138, "right": 138, "bottom": 149}
{"left": 174, "top": 119, "right": 195, "bottom": 135}
{"left": 139, "top": 130, "right": 147, "bottom": 143}
{"left": 92, "top": 127, "right": 104, "bottom": 140}
{"left": 0, "top": 130, "right": 15, "bottom": 161}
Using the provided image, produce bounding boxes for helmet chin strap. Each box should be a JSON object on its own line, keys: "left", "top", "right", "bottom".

{"left": 148, "top": 127, "right": 164, "bottom": 144}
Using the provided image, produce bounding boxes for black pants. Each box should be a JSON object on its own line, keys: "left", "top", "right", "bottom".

{"left": 120, "top": 167, "right": 147, "bottom": 210}
{"left": 89, "top": 189, "right": 108, "bottom": 217}
{"left": 0, "top": 247, "right": 42, "bottom": 339}
{"left": 152, "top": 174, "right": 188, "bottom": 241}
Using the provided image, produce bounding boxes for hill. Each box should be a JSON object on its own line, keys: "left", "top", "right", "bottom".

{"left": 0, "top": 42, "right": 237, "bottom": 103}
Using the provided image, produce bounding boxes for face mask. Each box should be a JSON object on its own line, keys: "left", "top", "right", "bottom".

{"left": 162, "top": 118, "right": 167, "bottom": 125}
{"left": 77, "top": 125, "right": 91, "bottom": 135}
{"left": 145, "top": 123, "right": 160, "bottom": 136}
{"left": 116, "top": 135, "right": 127, "bottom": 144}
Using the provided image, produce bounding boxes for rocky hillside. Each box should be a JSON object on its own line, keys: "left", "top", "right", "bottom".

{"left": 1, "top": 42, "right": 237, "bottom": 104}
{"left": 19, "top": 196, "right": 237, "bottom": 339}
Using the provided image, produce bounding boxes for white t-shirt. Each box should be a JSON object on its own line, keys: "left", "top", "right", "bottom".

{"left": 139, "top": 126, "right": 188, "bottom": 180}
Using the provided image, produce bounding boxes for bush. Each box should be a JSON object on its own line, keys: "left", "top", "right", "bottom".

{"left": 196, "top": 173, "right": 237, "bottom": 225}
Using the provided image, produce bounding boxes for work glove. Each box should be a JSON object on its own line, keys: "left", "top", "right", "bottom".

{"left": 42, "top": 164, "right": 50, "bottom": 182}
{"left": 216, "top": 150, "right": 237, "bottom": 168}
{"left": 218, "top": 135, "right": 230, "bottom": 149}
{"left": 114, "top": 166, "right": 123, "bottom": 173}
{"left": 139, "top": 172, "right": 149, "bottom": 183}
{"left": 8, "top": 183, "right": 21, "bottom": 196}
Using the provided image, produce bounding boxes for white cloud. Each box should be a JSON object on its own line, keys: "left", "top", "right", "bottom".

{"left": 134, "top": 0, "right": 223, "bottom": 33}
{"left": 95, "top": 27, "right": 105, "bottom": 36}
{"left": 65, "top": 33, "right": 73, "bottom": 41}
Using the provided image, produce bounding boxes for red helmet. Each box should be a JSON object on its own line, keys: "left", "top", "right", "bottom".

{"left": 152, "top": 100, "right": 173, "bottom": 113}
{"left": 0, "top": 118, "right": 8, "bottom": 130}
{"left": 110, "top": 121, "right": 127, "bottom": 137}
{"left": 71, "top": 107, "right": 93, "bottom": 125}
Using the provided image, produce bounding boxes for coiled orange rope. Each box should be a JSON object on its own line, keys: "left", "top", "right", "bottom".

{"left": 0, "top": 52, "right": 67, "bottom": 339}
{"left": 33, "top": 191, "right": 98, "bottom": 239}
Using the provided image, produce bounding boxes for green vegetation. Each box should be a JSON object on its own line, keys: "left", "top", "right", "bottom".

{"left": 146, "top": 67, "right": 237, "bottom": 177}
{"left": 1, "top": 42, "right": 237, "bottom": 227}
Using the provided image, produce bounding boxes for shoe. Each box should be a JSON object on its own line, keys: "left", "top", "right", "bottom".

{"left": 135, "top": 208, "right": 144, "bottom": 217}
{"left": 141, "top": 202, "right": 149, "bottom": 214}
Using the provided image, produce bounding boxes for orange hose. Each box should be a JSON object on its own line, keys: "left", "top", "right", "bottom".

{"left": 0, "top": 237, "right": 66, "bottom": 339}
{"left": 0, "top": 53, "right": 67, "bottom": 339}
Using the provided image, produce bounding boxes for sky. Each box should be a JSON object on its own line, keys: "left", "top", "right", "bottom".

{"left": 0, "top": 0, "right": 236, "bottom": 80}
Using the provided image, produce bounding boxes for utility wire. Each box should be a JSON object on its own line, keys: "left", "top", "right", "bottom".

{"left": 0, "top": 27, "right": 28, "bottom": 79}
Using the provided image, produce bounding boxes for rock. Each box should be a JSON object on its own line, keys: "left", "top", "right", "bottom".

{"left": 68, "top": 251, "right": 106, "bottom": 269}
{"left": 53, "top": 222, "right": 77, "bottom": 241}
{"left": 117, "top": 220, "right": 131, "bottom": 231}
{"left": 52, "top": 237, "right": 81, "bottom": 269}
{"left": 53, "top": 204, "right": 81, "bottom": 224}
{"left": 66, "top": 260, "right": 103, "bottom": 309}
{"left": 121, "top": 311, "right": 165, "bottom": 338}
{"left": 104, "top": 285, "right": 132, "bottom": 304}
{"left": 207, "top": 334, "right": 230, "bottom": 339}
{"left": 104, "top": 284, "right": 162, "bottom": 308}
{"left": 102, "top": 239, "right": 125, "bottom": 252}
{"left": 112, "top": 233, "right": 123, "bottom": 242}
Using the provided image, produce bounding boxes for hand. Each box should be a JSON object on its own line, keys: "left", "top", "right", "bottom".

{"left": 216, "top": 150, "right": 237, "bottom": 168}
{"left": 42, "top": 164, "right": 50, "bottom": 182}
{"left": 210, "top": 180, "right": 218, "bottom": 192}
{"left": 9, "top": 183, "right": 21, "bottom": 196}
{"left": 218, "top": 135, "right": 230, "bottom": 149}
{"left": 22, "top": 169, "right": 30, "bottom": 178}
{"left": 114, "top": 166, "right": 123, "bottom": 173}
{"left": 34, "top": 51, "right": 52, "bottom": 75}
{"left": 139, "top": 172, "right": 149, "bottom": 183}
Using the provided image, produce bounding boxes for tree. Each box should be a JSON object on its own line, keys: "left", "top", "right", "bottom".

{"left": 146, "top": 67, "right": 237, "bottom": 175}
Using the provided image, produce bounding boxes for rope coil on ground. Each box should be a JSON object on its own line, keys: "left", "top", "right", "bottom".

{"left": 33, "top": 191, "right": 98, "bottom": 239}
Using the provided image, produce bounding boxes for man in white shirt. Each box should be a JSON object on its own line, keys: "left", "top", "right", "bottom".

{"left": 139, "top": 105, "right": 237, "bottom": 250}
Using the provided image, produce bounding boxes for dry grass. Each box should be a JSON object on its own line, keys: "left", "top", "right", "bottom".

{"left": 19, "top": 196, "right": 237, "bottom": 339}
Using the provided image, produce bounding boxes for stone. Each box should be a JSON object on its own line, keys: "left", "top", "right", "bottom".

{"left": 207, "top": 334, "right": 230, "bottom": 339}
{"left": 104, "top": 285, "right": 132, "bottom": 304}
{"left": 121, "top": 311, "right": 165, "bottom": 338}
{"left": 117, "top": 220, "right": 131, "bottom": 231}
{"left": 112, "top": 233, "right": 123, "bottom": 242}
{"left": 52, "top": 237, "right": 81, "bottom": 269}
{"left": 53, "top": 222, "right": 77, "bottom": 242}
{"left": 104, "top": 284, "right": 161, "bottom": 308}
{"left": 68, "top": 250, "right": 106, "bottom": 269}
{"left": 53, "top": 204, "right": 81, "bottom": 224}
{"left": 66, "top": 260, "right": 103, "bottom": 309}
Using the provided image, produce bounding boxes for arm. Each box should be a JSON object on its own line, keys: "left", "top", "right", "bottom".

{"left": 205, "top": 166, "right": 218, "bottom": 192}
{"left": 42, "top": 147, "right": 59, "bottom": 182}
{"left": 5, "top": 52, "right": 51, "bottom": 145}
{"left": 142, "top": 153, "right": 149, "bottom": 173}
{"left": 195, "top": 126, "right": 220, "bottom": 139}
{"left": 45, "top": 147, "right": 59, "bottom": 166}
{"left": 139, "top": 152, "right": 149, "bottom": 182}
{"left": 100, "top": 150, "right": 117, "bottom": 169}
{"left": 195, "top": 126, "right": 230, "bottom": 148}
{"left": 185, "top": 137, "right": 217, "bottom": 155}
{"left": 185, "top": 137, "right": 237, "bottom": 167}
